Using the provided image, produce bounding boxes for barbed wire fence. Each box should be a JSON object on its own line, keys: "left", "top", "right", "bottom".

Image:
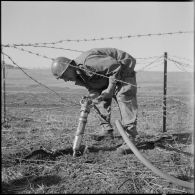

{"left": 1, "top": 30, "right": 194, "bottom": 136}
{"left": 1, "top": 30, "right": 194, "bottom": 171}
{"left": 2, "top": 30, "right": 193, "bottom": 47}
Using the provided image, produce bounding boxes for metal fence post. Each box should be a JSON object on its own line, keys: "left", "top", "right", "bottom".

{"left": 1, "top": 52, "right": 7, "bottom": 125}
{"left": 163, "top": 52, "right": 167, "bottom": 132}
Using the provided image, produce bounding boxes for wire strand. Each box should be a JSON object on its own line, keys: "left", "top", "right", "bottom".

{"left": 3, "top": 44, "right": 164, "bottom": 61}
{"left": 167, "top": 57, "right": 193, "bottom": 68}
{"left": 2, "top": 30, "right": 193, "bottom": 47}
{"left": 136, "top": 56, "right": 163, "bottom": 72}
{"left": 8, "top": 45, "right": 54, "bottom": 61}
{"left": 169, "top": 55, "right": 193, "bottom": 63}
{"left": 16, "top": 45, "right": 84, "bottom": 53}
{"left": 2, "top": 51, "right": 80, "bottom": 107}
{"left": 5, "top": 45, "right": 140, "bottom": 88}
{"left": 67, "top": 62, "right": 139, "bottom": 88}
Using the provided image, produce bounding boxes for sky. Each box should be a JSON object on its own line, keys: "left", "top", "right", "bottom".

{"left": 1, "top": 1, "right": 194, "bottom": 72}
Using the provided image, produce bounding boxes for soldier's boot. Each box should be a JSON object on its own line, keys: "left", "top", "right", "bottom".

{"left": 116, "top": 125, "right": 138, "bottom": 155}
{"left": 91, "top": 129, "right": 114, "bottom": 141}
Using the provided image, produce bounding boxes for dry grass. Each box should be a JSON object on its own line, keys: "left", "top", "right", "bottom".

{"left": 1, "top": 70, "right": 194, "bottom": 194}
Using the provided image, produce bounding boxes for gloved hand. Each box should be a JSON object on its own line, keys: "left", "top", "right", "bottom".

{"left": 87, "top": 91, "right": 101, "bottom": 104}
{"left": 88, "top": 89, "right": 113, "bottom": 104}
{"left": 97, "top": 89, "right": 113, "bottom": 100}
{"left": 88, "top": 91, "right": 100, "bottom": 99}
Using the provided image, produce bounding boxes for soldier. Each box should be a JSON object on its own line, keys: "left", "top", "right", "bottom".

{"left": 51, "top": 48, "right": 138, "bottom": 155}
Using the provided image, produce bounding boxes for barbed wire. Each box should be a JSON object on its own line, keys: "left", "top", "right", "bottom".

{"left": 2, "top": 51, "right": 168, "bottom": 115}
{"left": 66, "top": 63, "right": 139, "bottom": 87}
{"left": 15, "top": 45, "right": 163, "bottom": 61}
{"left": 1, "top": 51, "right": 80, "bottom": 107}
{"left": 1, "top": 49, "right": 170, "bottom": 120}
{"left": 1, "top": 46, "right": 192, "bottom": 118}
{"left": 167, "top": 57, "right": 193, "bottom": 68}
{"left": 169, "top": 55, "right": 193, "bottom": 63}
{"left": 6, "top": 45, "right": 54, "bottom": 61}
{"left": 136, "top": 56, "right": 163, "bottom": 72}
{"left": 2, "top": 30, "right": 193, "bottom": 47}
{"left": 5, "top": 44, "right": 193, "bottom": 72}
{"left": 3, "top": 44, "right": 165, "bottom": 62}
{"left": 3, "top": 44, "right": 170, "bottom": 65}
{"left": 144, "top": 63, "right": 163, "bottom": 71}
{"left": 4, "top": 44, "right": 193, "bottom": 73}
{"left": 1, "top": 37, "right": 193, "bottom": 177}
{"left": 3, "top": 45, "right": 193, "bottom": 90}
{"left": 167, "top": 57, "right": 193, "bottom": 73}
{"left": 136, "top": 56, "right": 163, "bottom": 60}
{"left": 3, "top": 45, "right": 140, "bottom": 88}
{"left": 136, "top": 56, "right": 163, "bottom": 67}
{"left": 2, "top": 47, "right": 192, "bottom": 92}
{"left": 172, "top": 61, "right": 189, "bottom": 72}
{"left": 136, "top": 61, "right": 159, "bottom": 65}
{"left": 15, "top": 44, "right": 84, "bottom": 53}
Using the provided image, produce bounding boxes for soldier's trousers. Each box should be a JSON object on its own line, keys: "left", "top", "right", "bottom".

{"left": 94, "top": 72, "right": 138, "bottom": 135}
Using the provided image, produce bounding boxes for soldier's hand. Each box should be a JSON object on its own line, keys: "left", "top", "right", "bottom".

{"left": 100, "top": 89, "right": 113, "bottom": 99}
{"left": 92, "top": 95, "right": 104, "bottom": 104}
{"left": 91, "top": 90, "right": 112, "bottom": 104}
{"left": 88, "top": 91, "right": 100, "bottom": 99}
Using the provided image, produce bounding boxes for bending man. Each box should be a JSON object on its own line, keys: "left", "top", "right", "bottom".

{"left": 51, "top": 47, "right": 138, "bottom": 155}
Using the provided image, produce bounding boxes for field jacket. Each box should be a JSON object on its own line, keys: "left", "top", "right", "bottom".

{"left": 73, "top": 48, "right": 136, "bottom": 92}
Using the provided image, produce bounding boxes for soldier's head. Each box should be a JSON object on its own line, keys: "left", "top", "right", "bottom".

{"left": 51, "top": 57, "right": 76, "bottom": 82}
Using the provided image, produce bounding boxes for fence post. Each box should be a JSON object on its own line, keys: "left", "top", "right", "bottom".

{"left": 163, "top": 52, "right": 167, "bottom": 132}
{"left": 1, "top": 54, "right": 6, "bottom": 125}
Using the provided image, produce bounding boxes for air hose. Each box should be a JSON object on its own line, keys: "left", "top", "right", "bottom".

{"left": 115, "top": 120, "right": 194, "bottom": 189}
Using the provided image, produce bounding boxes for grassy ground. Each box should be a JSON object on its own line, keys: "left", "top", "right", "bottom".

{"left": 1, "top": 69, "right": 194, "bottom": 194}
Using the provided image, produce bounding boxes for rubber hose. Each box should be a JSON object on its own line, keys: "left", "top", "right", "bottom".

{"left": 115, "top": 120, "right": 194, "bottom": 189}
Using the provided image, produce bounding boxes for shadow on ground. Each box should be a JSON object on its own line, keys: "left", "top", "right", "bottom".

{"left": 1, "top": 175, "right": 61, "bottom": 194}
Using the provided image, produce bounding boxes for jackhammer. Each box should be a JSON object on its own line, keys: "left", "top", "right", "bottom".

{"left": 72, "top": 97, "right": 194, "bottom": 189}
{"left": 72, "top": 96, "right": 94, "bottom": 157}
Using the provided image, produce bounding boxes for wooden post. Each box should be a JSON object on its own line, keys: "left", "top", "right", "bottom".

{"left": 1, "top": 55, "right": 6, "bottom": 124}
{"left": 163, "top": 52, "right": 167, "bottom": 132}
{"left": 1, "top": 60, "right": 3, "bottom": 124}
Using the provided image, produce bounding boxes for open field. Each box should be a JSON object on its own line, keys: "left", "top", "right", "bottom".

{"left": 1, "top": 69, "right": 194, "bottom": 194}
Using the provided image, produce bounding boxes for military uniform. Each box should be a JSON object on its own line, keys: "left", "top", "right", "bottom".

{"left": 73, "top": 48, "right": 138, "bottom": 137}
